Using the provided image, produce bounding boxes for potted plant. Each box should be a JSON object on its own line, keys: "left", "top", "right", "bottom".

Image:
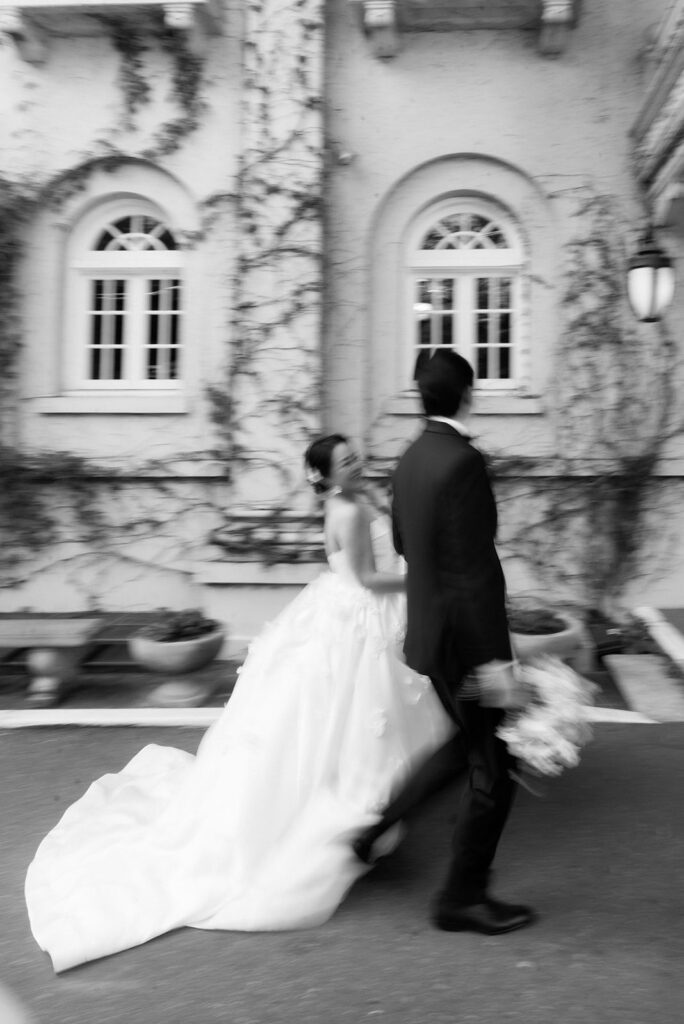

{"left": 508, "top": 603, "right": 585, "bottom": 665}
{"left": 128, "top": 609, "right": 227, "bottom": 707}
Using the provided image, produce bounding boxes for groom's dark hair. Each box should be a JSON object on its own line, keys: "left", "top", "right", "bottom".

{"left": 414, "top": 349, "right": 474, "bottom": 417}
{"left": 305, "top": 433, "right": 348, "bottom": 494}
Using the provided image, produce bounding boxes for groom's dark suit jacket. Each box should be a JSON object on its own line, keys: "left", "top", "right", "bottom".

{"left": 392, "top": 419, "right": 512, "bottom": 709}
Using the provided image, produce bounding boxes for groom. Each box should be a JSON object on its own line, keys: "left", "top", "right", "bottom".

{"left": 355, "top": 349, "right": 534, "bottom": 935}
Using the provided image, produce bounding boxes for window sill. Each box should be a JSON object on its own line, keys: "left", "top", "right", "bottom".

{"left": 385, "top": 390, "right": 545, "bottom": 416}
{"left": 35, "top": 394, "right": 187, "bottom": 415}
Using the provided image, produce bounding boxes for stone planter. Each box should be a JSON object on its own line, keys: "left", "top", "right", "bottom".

{"left": 510, "top": 611, "right": 584, "bottom": 665}
{"left": 0, "top": 615, "right": 103, "bottom": 707}
{"left": 128, "top": 626, "right": 226, "bottom": 707}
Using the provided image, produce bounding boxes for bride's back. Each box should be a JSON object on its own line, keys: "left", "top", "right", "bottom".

{"left": 326, "top": 499, "right": 404, "bottom": 582}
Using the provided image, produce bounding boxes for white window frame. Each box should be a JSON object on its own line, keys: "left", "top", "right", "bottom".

{"left": 64, "top": 198, "right": 185, "bottom": 393}
{"left": 405, "top": 199, "right": 525, "bottom": 391}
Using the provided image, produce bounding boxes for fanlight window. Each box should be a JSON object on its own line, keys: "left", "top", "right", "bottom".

{"left": 420, "top": 212, "right": 510, "bottom": 251}
{"left": 409, "top": 206, "right": 523, "bottom": 388}
{"left": 69, "top": 209, "right": 184, "bottom": 390}
{"left": 94, "top": 216, "right": 178, "bottom": 253}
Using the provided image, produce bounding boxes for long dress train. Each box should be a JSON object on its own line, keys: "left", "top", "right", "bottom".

{"left": 25, "top": 519, "right": 453, "bottom": 972}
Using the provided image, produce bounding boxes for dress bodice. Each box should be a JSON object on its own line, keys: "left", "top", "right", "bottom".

{"left": 327, "top": 515, "right": 405, "bottom": 585}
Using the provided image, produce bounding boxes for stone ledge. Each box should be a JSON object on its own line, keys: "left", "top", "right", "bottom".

{"left": 603, "top": 654, "right": 684, "bottom": 722}
{"left": 350, "top": 0, "right": 579, "bottom": 60}
{"left": 383, "top": 390, "right": 544, "bottom": 417}
{"left": 634, "top": 605, "right": 684, "bottom": 668}
{"left": 35, "top": 394, "right": 187, "bottom": 415}
{"left": 196, "top": 561, "right": 324, "bottom": 586}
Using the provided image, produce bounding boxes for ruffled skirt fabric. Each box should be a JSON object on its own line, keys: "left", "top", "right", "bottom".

{"left": 25, "top": 568, "right": 452, "bottom": 973}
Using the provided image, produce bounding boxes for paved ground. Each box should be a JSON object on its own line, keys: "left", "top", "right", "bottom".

{"left": 1, "top": 721, "right": 682, "bottom": 1024}
{"left": 1, "top": 610, "right": 682, "bottom": 1021}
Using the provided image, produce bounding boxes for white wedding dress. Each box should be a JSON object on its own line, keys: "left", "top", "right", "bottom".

{"left": 25, "top": 519, "right": 452, "bottom": 973}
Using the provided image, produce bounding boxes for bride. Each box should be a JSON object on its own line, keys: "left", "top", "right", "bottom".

{"left": 25, "top": 434, "right": 453, "bottom": 973}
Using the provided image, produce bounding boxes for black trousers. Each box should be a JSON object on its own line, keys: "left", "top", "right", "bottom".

{"left": 374, "top": 690, "right": 517, "bottom": 907}
{"left": 439, "top": 698, "right": 517, "bottom": 906}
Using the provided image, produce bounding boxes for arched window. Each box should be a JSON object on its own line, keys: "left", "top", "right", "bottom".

{"left": 66, "top": 200, "right": 184, "bottom": 390}
{"left": 406, "top": 199, "right": 525, "bottom": 389}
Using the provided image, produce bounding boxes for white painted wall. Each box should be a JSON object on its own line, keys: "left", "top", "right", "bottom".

{"left": 324, "top": 0, "right": 675, "bottom": 452}
{"left": 0, "top": 13, "right": 242, "bottom": 466}
{"left": 2, "top": 0, "right": 684, "bottom": 625}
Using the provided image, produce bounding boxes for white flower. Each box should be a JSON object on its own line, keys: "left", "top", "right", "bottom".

{"left": 497, "top": 656, "right": 597, "bottom": 781}
{"left": 306, "top": 467, "right": 323, "bottom": 486}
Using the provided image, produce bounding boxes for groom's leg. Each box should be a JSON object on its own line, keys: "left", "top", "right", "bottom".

{"left": 353, "top": 734, "right": 465, "bottom": 863}
{"left": 437, "top": 700, "right": 517, "bottom": 907}
{"left": 381, "top": 733, "right": 466, "bottom": 826}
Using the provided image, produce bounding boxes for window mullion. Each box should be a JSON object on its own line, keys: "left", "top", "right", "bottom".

{"left": 78, "top": 277, "right": 93, "bottom": 385}
{"left": 511, "top": 275, "right": 520, "bottom": 381}
{"left": 461, "top": 276, "right": 474, "bottom": 369}
{"left": 491, "top": 278, "right": 500, "bottom": 381}
{"left": 103, "top": 278, "right": 115, "bottom": 378}
{"left": 159, "top": 279, "right": 169, "bottom": 380}
{"left": 128, "top": 277, "right": 146, "bottom": 384}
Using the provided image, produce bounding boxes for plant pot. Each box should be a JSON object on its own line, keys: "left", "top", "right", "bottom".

{"left": 128, "top": 627, "right": 226, "bottom": 707}
{"left": 129, "top": 627, "right": 225, "bottom": 674}
{"left": 510, "top": 611, "right": 584, "bottom": 664}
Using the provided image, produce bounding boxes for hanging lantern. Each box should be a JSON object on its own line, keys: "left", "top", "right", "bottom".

{"left": 627, "top": 226, "right": 675, "bottom": 323}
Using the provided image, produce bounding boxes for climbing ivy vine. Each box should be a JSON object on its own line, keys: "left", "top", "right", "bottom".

{"left": 490, "top": 189, "right": 680, "bottom": 615}
{"left": 0, "top": 0, "right": 328, "bottom": 596}
{"left": 0, "top": 17, "right": 214, "bottom": 589}
{"left": 207, "top": 0, "right": 324, "bottom": 503}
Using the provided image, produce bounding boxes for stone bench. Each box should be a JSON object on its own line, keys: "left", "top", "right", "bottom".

{"left": 0, "top": 617, "right": 104, "bottom": 707}
{"left": 0, "top": 611, "right": 198, "bottom": 708}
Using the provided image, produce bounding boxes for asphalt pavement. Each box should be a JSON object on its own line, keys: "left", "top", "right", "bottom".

{"left": 1, "top": 720, "right": 682, "bottom": 1024}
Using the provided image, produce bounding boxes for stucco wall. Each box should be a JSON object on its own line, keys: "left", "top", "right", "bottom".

{"left": 0, "top": 0, "right": 327, "bottom": 618}
{"left": 324, "top": 0, "right": 674, "bottom": 453}
{"left": 323, "top": 0, "right": 684, "bottom": 609}
{"left": 0, "top": 10, "right": 242, "bottom": 465}
{"left": 2, "top": 0, "right": 684, "bottom": 620}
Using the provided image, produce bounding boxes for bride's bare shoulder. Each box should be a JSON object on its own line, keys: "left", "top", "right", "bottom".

{"left": 326, "top": 496, "right": 370, "bottom": 537}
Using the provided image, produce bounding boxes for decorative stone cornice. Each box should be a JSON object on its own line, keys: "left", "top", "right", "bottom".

{"left": 649, "top": 0, "right": 684, "bottom": 70}
{"left": 357, "top": 0, "right": 398, "bottom": 60}
{"left": 0, "top": 0, "right": 220, "bottom": 61}
{"left": 632, "top": 1, "right": 684, "bottom": 227}
{"left": 0, "top": 5, "right": 46, "bottom": 63}
{"left": 350, "top": 0, "right": 580, "bottom": 60}
{"left": 538, "top": 0, "right": 577, "bottom": 58}
{"left": 162, "top": 0, "right": 212, "bottom": 55}
{"left": 163, "top": 1, "right": 194, "bottom": 27}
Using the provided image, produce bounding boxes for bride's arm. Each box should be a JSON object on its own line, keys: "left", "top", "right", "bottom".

{"left": 337, "top": 503, "right": 406, "bottom": 594}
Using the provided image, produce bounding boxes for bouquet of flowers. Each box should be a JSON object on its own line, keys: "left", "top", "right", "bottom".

{"left": 496, "top": 656, "right": 597, "bottom": 779}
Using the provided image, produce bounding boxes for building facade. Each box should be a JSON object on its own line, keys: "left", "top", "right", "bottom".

{"left": 1, "top": 0, "right": 683, "bottom": 651}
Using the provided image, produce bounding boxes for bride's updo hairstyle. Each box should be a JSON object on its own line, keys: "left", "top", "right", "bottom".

{"left": 304, "top": 434, "right": 348, "bottom": 495}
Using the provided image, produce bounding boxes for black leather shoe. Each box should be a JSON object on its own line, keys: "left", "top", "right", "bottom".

{"left": 433, "top": 898, "right": 536, "bottom": 935}
{"left": 351, "top": 828, "right": 382, "bottom": 865}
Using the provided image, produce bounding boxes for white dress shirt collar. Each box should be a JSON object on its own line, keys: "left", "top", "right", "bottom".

{"left": 428, "top": 415, "right": 472, "bottom": 440}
